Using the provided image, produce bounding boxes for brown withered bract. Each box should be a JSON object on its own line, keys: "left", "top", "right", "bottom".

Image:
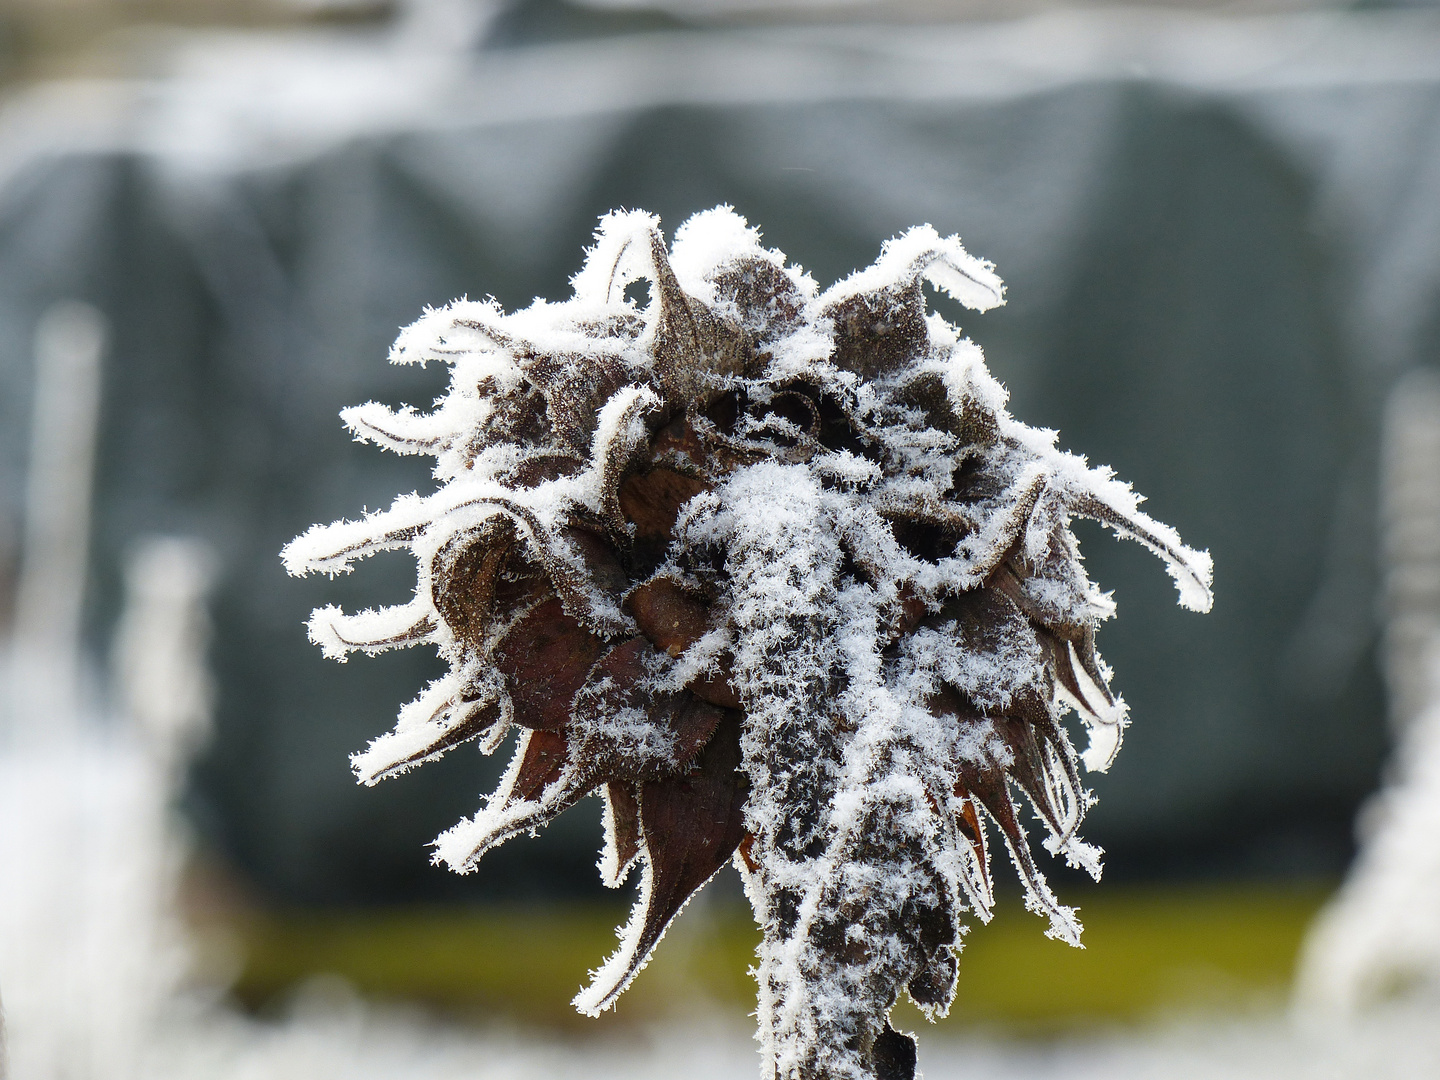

{"left": 285, "top": 207, "right": 1211, "bottom": 1080}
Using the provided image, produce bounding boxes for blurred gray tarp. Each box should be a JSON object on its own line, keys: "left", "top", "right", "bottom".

{"left": 1, "top": 8, "right": 1437, "bottom": 904}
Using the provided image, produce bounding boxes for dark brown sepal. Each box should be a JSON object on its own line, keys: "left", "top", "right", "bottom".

{"left": 824, "top": 280, "right": 929, "bottom": 381}
{"left": 587, "top": 710, "right": 748, "bottom": 1008}
{"left": 603, "top": 781, "right": 642, "bottom": 886}
{"left": 573, "top": 637, "right": 726, "bottom": 780}
{"left": 648, "top": 231, "right": 752, "bottom": 401}
{"left": 432, "top": 517, "right": 517, "bottom": 651}
{"left": 513, "top": 728, "right": 570, "bottom": 802}
{"left": 872, "top": 1022, "right": 918, "bottom": 1080}
{"left": 687, "top": 655, "right": 742, "bottom": 709}
{"left": 561, "top": 524, "right": 630, "bottom": 609}
{"left": 906, "top": 947, "right": 957, "bottom": 1010}
{"left": 519, "top": 350, "right": 630, "bottom": 456}
{"left": 664, "top": 693, "right": 728, "bottom": 775}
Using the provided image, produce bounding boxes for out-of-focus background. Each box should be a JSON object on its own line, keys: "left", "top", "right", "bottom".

{"left": 3, "top": 0, "right": 1440, "bottom": 1076}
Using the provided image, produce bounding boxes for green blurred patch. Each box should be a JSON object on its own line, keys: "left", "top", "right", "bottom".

{"left": 229, "top": 883, "right": 1329, "bottom": 1032}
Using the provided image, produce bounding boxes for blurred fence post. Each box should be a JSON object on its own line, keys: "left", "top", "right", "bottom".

{"left": 5, "top": 300, "right": 106, "bottom": 740}
{"left": 0, "top": 535, "right": 214, "bottom": 1079}
{"left": 0, "top": 296, "right": 213, "bottom": 1077}
{"left": 1380, "top": 370, "right": 1440, "bottom": 737}
{"left": 1295, "top": 368, "right": 1440, "bottom": 1015}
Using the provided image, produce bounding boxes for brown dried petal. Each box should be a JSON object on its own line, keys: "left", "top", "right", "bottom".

{"left": 893, "top": 370, "right": 997, "bottom": 449}
{"left": 575, "top": 637, "right": 726, "bottom": 779}
{"left": 993, "top": 704, "right": 1068, "bottom": 841}
{"left": 1070, "top": 624, "right": 1117, "bottom": 708}
{"left": 709, "top": 256, "right": 805, "bottom": 341}
{"left": 648, "top": 230, "right": 752, "bottom": 400}
{"left": 450, "top": 729, "right": 591, "bottom": 871}
{"left": 583, "top": 636, "right": 651, "bottom": 706}
{"left": 960, "top": 762, "right": 1046, "bottom": 903}
{"left": 461, "top": 387, "right": 550, "bottom": 464}
{"left": 619, "top": 467, "right": 709, "bottom": 542}
{"left": 491, "top": 563, "right": 549, "bottom": 621}
{"left": 520, "top": 351, "right": 630, "bottom": 456}
{"left": 955, "top": 795, "right": 990, "bottom": 896}
{"left": 561, "top": 525, "right": 630, "bottom": 608}
{"left": 410, "top": 699, "right": 501, "bottom": 771}
{"left": 493, "top": 598, "right": 605, "bottom": 729}
{"left": 646, "top": 411, "right": 710, "bottom": 466}
{"left": 1039, "top": 627, "right": 1091, "bottom": 714}
{"left": 626, "top": 576, "right": 712, "bottom": 657}
{"left": 687, "top": 656, "right": 742, "bottom": 710}
{"left": 884, "top": 581, "right": 928, "bottom": 642}
{"left": 763, "top": 390, "right": 821, "bottom": 441}
{"left": 362, "top": 696, "right": 504, "bottom": 784}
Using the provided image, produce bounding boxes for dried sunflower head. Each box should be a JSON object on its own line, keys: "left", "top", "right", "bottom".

{"left": 284, "top": 207, "right": 1211, "bottom": 1080}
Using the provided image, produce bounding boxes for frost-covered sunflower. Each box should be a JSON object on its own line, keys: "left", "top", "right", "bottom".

{"left": 283, "top": 207, "right": 1211, "bottom": 1080}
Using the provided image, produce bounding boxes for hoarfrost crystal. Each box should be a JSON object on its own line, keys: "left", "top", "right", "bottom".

{"left": 284, "top": 207, "right": 1212, "bottom": 1080}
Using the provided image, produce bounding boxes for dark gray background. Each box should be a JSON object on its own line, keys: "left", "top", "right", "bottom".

{"left": 3, "top": 11, "right": 1435, "bottom": 903}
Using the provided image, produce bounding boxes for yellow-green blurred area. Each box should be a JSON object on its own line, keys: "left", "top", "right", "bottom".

{"left": 228, "top": 883, "right": 1329, "bottom": 1033}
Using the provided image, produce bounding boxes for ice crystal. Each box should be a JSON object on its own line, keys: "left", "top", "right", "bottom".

{"left": 283, "top": 207, "right": 1212, "bottom": 1080}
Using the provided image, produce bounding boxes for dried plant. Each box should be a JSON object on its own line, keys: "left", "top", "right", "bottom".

{"left": 284, "top": 208, "right": 1211, "bottom": 1080}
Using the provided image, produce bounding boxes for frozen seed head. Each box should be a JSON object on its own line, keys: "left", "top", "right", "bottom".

{"left": 284, "top": 206, "right": 1212, "bottom": 1080}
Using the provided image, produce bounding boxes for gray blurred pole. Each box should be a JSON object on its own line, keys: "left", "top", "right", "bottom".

{"left": 6, "top": 300, "right": 106, "bottom": 739}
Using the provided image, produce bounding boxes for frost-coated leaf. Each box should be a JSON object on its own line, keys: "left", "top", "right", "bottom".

{"left": 286, "top": 206, "right": 1211, "bottom": 1080}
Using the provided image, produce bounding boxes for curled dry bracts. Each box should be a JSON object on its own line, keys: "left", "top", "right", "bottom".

{"left": 283, "top": 208, "right": 1212, "bottom": 1080}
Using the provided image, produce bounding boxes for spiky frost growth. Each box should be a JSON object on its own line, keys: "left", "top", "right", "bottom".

{"left": 283, "top": 207, "right": 1212, "bottom": 1080}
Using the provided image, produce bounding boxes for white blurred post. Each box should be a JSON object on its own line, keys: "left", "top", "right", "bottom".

{"left": 112, "top": 538, "right": 216, "bottom": 777}
{"left": 0, "top": 301, "right": 211, "bottom": 1080}
{"left": 1379, "top": 370, "right": 1440, "bottom": 737}
{"left": 0, "top": 535, "right": 215, "bottom": 1080}
{"left": 6, "top": 300, "right": 106, "bottom": 739}
{"left": 1295, "top": 368, "right": 1440, "bottom": 1015}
